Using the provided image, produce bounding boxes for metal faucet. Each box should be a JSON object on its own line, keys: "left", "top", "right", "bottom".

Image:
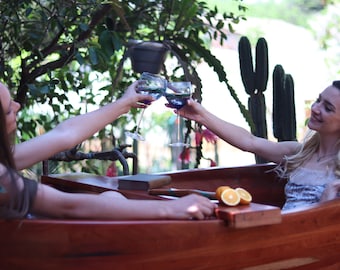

{"left": 42, "top": 144, "right": 137, "bottom": 176}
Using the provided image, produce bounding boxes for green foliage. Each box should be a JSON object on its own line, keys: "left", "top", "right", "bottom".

{"left": 0, "top": 0, "right": 247, "bottom": 172}
{"left": 311, "top": 1, "right": 340, "bottom": 76}
{"left": 238, "top": 0, "right": 326, "bottom": 28}
{"left": 204, "top": 0, "right": 248, "bottom": 16}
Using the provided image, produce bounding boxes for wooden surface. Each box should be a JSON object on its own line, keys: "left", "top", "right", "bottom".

{"left": 41, "top": 167, "right": 282, "bottom": 228}
{"left": 2, "top": 164, "right": 340, "bottom": 270}
{"left": 1, "top": 200, "right": 340, "bottom": 270}
{"left": 216, "top": 203, "right": 282, "bottom": 228}
{"left": 42, "top": 163, "right": 286, "bottom": 206}
{"left": 41, "top": 172, "right": 162, "bottom": 200}
{"left": 160, "top": 163, "right": 286, "bottom": 208}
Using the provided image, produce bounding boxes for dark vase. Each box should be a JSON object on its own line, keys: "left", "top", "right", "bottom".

{"left": 128, "top": 40, "right": 169, "bottom": 74}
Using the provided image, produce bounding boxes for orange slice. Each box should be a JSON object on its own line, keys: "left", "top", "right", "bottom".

{"left": 215, "top": 186, "right": 230, "bottom": 201}
{"left": 220, "top": 188, "right": 240, "bottom": 206}
{"left": 235, "top": 187, "right": 252, "bottom": 205}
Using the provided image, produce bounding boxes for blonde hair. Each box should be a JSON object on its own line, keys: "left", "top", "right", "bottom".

{"left": 276, "top": 130, "right": 340, "bottom": 178}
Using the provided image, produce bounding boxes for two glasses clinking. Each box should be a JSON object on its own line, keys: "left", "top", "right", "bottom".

{"left": 125, "top": 72, "right": 192, "bottom": 147}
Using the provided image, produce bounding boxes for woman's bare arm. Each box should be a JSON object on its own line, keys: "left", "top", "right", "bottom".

{"left": 14, "top": 82, "right": 153, "bottom": 170}
{"left": 31, "top": 183, "right": 216, "bottom": 220}
{"left": 177, "top": 99, "right": 301, "bottom": 164}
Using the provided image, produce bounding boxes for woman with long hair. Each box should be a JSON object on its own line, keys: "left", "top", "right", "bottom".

{"left": 0, "top": 82, "right": 215, "bottom": 220}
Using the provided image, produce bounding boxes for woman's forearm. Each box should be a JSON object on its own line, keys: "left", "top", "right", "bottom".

{"left": 13, "top": 99, "right": 130, "bottom": 169}
{"left": 199, "top": 109, "right": 256, "bottom": 152}
{"left": 32, "top": 184, "right": 215, "bottom": 220}
{"left": 13, "top": 82, "right": 151, "bottom": 169}
{"left": 53, "top": 98, "right": 131, "bottom": 147}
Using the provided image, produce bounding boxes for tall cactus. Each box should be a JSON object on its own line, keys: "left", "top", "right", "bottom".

{"left": 272, "top": 65, "right": 297, "bottom": 141}
{"left": 239, "top": 36, "right": 255, "bottom": 96}
{"left": 238, "top": 36, "right": 269, "bottom": 163}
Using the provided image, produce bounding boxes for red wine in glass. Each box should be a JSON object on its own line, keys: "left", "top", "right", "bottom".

{"left": 165, "top": 92, "right": 191, "bottom": 109}
{"left": 165, "top": 81, "right": 192, "bottom": 147}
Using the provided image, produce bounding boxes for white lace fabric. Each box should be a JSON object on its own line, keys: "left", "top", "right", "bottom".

{"left": 283, "top": 167, "right": 337, "bottom": 210}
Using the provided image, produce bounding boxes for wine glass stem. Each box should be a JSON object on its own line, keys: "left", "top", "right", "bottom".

{"left": 135, "top": 108, "right": 145, "bottom": 134}
{"left": 176, "top": 115, "right": 180, "bottom": 142}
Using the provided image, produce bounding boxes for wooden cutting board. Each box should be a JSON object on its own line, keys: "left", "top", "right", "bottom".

{"left": 215, "top": 203, "right": 282, "bottom": 228}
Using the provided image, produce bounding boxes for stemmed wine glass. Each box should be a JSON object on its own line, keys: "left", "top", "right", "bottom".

{"left": 125, "top": 72, "right": 166, "bottom": 141}
{"left": 165, "top": 81, "right": 192, "bottom": 147}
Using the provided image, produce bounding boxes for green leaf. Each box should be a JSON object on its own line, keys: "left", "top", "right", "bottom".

{"left": 89, "top": 47, "right": 98, "bottom": 65}
{"left": 99, "top": 30, "right": 115, "bottom": 57}
{"left": 79, "top": 23, "right": 89, "bottom": 32}
{"left": 75, "top": 52, "right": 85, "bottom": 65}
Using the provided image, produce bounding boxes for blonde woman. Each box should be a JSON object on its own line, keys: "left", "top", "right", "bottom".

{"left": 176, "top": 81, "right": 340, "bottom": 210}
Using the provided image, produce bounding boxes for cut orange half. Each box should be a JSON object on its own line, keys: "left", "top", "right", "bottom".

{"left": 220, "top": 188, "right": 240, "bottom": 206}
{"left": 235, "top": 187, "right": 252, "bottom": 205}
{"left": 215, "top": 186, "right": 230, "bottom": 201}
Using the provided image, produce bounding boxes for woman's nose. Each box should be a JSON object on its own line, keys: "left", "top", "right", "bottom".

{"left": 13, "top": 101, "right": 21, "bottom": 112}
{"left": 311, "top": 102, "right": 320, "bottom": 113}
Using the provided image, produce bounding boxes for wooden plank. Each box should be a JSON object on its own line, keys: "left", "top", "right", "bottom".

{"left": 41, "top": 173, "right": 118, "bottom": 192}
{"left": 215, "top": 203, "right": 282, "bottom": 228}
{"left": 41, "top": 174, "right": 162, "bottom": 200}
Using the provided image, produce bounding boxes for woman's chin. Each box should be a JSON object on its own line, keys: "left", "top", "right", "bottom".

{"left": 307, "top": 120, "right": 322, "bottom": 132}
{"left": 8, "top": 129, "right": 17, "bottom": 141}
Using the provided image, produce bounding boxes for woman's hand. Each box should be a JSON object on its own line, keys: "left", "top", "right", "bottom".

{"left": 171, "top": 98, "right": 205, "bottom": 124}
{"left": 165, "top": 194, "right": 217, "bottom": 220}
{"left": 120, "top": 81, "right": 154, "bottom": 109}
{"left": 320, "top": 180, "right": 340, "bottom": 202}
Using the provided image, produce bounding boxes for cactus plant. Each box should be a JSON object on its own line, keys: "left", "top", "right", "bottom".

{"left": 255, "top": 38, "right": 269, "bottom": 92}
{"left": 239, "top": 38, "right": 297, "bottom": 164}
{"left": 238, "top": 36, "right": 269, "bottom": 163}
{"left": 272, "top": 65, "right": 296, "bottom": 141}
{"left": 239, "top": 36, "right": 255, "bottom": 95}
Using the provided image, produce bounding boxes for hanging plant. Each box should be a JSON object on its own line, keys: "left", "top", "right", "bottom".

{"left": 127, "top": 40, "right": 170, "bottom": 74}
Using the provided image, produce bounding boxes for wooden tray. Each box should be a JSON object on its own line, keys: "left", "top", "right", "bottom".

{"left": 216, "top": 203, "right": 282, "bottom": 228}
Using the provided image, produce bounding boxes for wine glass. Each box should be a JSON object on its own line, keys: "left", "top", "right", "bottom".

{"left": 165, "top": 81, "right": 192, "bottom": 147}
{"left": 125, "top": 72, "right": 166, "bottom": 141}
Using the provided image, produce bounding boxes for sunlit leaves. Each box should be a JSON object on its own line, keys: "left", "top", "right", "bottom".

{"left": 0, "top": 0, "right": 246, "bottom": 172}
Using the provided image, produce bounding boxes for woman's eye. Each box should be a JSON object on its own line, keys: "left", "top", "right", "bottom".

{"left": 325, "top": 106, "right": 333, "bottom": 112}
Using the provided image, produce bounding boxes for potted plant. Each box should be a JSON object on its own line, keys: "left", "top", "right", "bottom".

{"left": 127, "top": 39, "right": 170, "bottom": 74}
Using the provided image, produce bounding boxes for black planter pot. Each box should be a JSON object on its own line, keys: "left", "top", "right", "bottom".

{"left": 128, "top": 40, "right": 169, "bottom": 74}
